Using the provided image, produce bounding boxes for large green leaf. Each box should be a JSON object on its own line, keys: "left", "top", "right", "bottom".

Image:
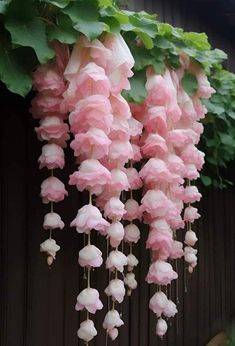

{"left": 43, "top": 0, "right": 70, "bottom": 8}
{"left": 122, "top": 70, "right": 147, "bottom": 104}
{"left": 63, "top": 0, "right": 108, "bottom": 40}
{"left": 48, "top": 13, "right": 77, "bottom": 43}
{"left": 5, "top": 17, "right": 54, "bottom": 64}
{"left": 0, "top": 46, "right": 32, "bottom": 96}
{"left": 181, "top": 73, "right": 198, "bottom": 96}
{"left": 0, "top": 0, "right": 11, "bottom": 14}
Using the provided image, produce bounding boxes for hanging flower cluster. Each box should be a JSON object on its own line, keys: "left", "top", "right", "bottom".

{"left": 131, "top": 54, "right": 215, "bottom": 337}
{"left": 63, "top": 34, "right": 138, "bottom": 343}
{"left": 31, "top": 42, "right": 70, "bottom": 266}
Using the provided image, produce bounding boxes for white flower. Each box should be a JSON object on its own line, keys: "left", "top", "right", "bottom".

{"left": 43, "top": 212, "right": 65, "bottom": 230}
{"left": 105, "top": 279, "right": 125, "bottom": 303}
{"left": 77, "top": 319, "right": 97, "bottom": 342}
{"left": 40, "top": 238, "right": 60, "bottom": 258}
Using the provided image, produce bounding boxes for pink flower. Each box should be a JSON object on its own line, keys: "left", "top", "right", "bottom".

{"left": 40, "top": 238, "right": 60, "bottom": 258}
{"left": 184, "top": 230, "right": 198, "bottom": 246}
{"left": 103, "top": 33, "right": 134, "bottom": 93}
{"left": 107, "top": 328, "right": 119, "bottom": 341}
{"left": 139, "top": 158, "right": 173, "bottom": 185}
{"left": 31, "top": 94, "right": 67, "bottom": 119}
{"left": 104, "top": 197, "right": 126, "bottom": 221}
{"left": 146, "top": 226, "right": 173, "bottom": 258}
{"left": 70, "top": 128, "right": 111, "bottom": 160}
{"left": 103, "top": 309, "right": 124, "bottom": 330}
{"left": 141, "top": 133, "right": 168, "bottom": 158}
{"left": 184, "top": 185, "right": 202, "bottom": 204}
{"left": 166, "top": 154, "right": 185, "bottom": 176}
{"left": 181, "top": 144, "right": 205, "bottom": 171}
{"left": 163, "top": 300, "right": 177, "bottom": 318}
{"left": 124, "top": 224, "right": 140, "bottom": 243}
{"left": 108, "top": 140, "right": 133, "bottom": 164}
{"left": 169, "top": 241, "right": 184, "bottom": 259}
{"left": 69, "top": 95, "right": 113, "bottom": 134}
{"left": 51, "top": 41, "right": 70, "bottom": 74}
{"left": 140, "top": 190, "right": 172, "bottom": 219}
{"left": 63, "top": 62, "right": 111, "bottom": 107}
{"left": 35, "top": 116, "right": 69, "bottom": 147}
{"left": 40, "top": 176, "right": 68, "bottom": 203}
{"left": 106, "top": 250, "right": 128, "bottom": 272}
{"left": 109, "top": 116, "right": 130, "bottom": 141}
{"left": 128, "top": 117, "right": 143, "bottom": 137}
{"left": 69, "top": 159, "right": 111, "bottom": 195}
{"left": 156, "top": 318, "right": 168, "bottom": 338}
{"left": 184, "top": 206, "right": 201, "bottom": 222}
{"left": 105, "top": 279, "right": 125, "bottom": 303}
{"left": 38, "top": 143, "right": 65, "bottom": 169}
{"left": 71, "top": 204, "right": 109, "bottom": 235}
{"left": 43, "top": 212, "right": 64, "bottom": 230}
{"left": 184, "top": 163, "right": 200, "bottom": 180}
{"left": 125, "top": 167, "right": 142, "bottom": 190}
{"left": 146, "top": 260, "right": 178, "bottom": 285}
{"left": 109, "top": 93, "right": 131, "bottom": 119}
{"left": 32, "top": 64, "right": 66, "bottom": 95}
{"left": 78, "top": 244, "right": 103, "bottom": 268}
{"left": 75, "top": 288, "right": 103, "bottom": 314}
{"left": 77, "top": 319, "right": 97, "bottom": 342}
{"left": 144, "top": 106, "right": 167, "bottom": 135}
{"left": 109, "top": 169, "right": 130, "bottom": 193}
{"left": 131, "top": 143, "right": 142, "bottom": 162}
{"left": 107, "top": 221, "right": 125, "bottom": 247}
{"left": 124, "top": 199, "right": 142, "bottom": 221}
{"left": 167, "top": 129, "right": 199, "bottom": 148}
{"left": 145, "top": 71, "right": 172, "bottom": 106}
{"left": 184, "top": 246, "right": 198, "bottom": 264}
{"left": 127, "top": 254, "right": 139, "bottom": 271}
{"left": 124, "top": 272, "right": 137, "bottom": 290}
{"left": 149, "top": 291, "right": 168, "bottom": 317}
{"left": 196, "top": 71, "right": 215, "bottom": 99}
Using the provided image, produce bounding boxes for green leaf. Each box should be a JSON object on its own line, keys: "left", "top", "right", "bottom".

{"left": 0, "top": 46, "right": 32, "bottom": 96}
{"left": 219, "top": 133, "right": 235, "bottom": 146}
{"left": 0, "top": 0, "right": 11, "bottom": 14}
{"left": 181, "top": 73, "right": 198, "bottom": 96}
{"left": 136, "top": 31, "right": 153, "bottom": 49}
{"left": 203, "top": 99, "right": 225, "bottom": 115}
{"left": 43, "top": 0, "right": 70, "bottom": 8}
{"left": 102, "top": 16, "right": 120, "bottom": 33}
{"left": 200, "top": 174, "right": 212, "bottom": 186}
{"left": 5, "top": 18, "right": 54, "bottom": 64}
{"left": 183, "top": 32, "right": 211, "bottom": 50}
{"left": 122, "top": 70, "right": 147, "bottom": 104}
{"left": 154, "top": 35, "right": 173, "bottom": 49}
{"left": 63, "top": 0, "right": 108, "bottom": 40}
{"left": 98, "top": 0, "right": 113, "bottom": 6}
{"left": 48, "top": 13, "right": 77, "bottom": 43}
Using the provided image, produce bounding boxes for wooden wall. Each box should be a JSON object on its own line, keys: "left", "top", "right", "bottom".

{"left": 1, "top": 1, "right": 235, "bottom": 346}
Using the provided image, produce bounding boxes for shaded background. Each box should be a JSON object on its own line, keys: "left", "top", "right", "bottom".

{"left": 1, "top": 0, "right": 235, "bottom": 345}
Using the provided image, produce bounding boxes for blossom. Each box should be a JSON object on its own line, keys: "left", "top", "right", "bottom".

{"left": 69, "top": 159, "right": 111, "bottom": 195}
{"left": 163, "top": 300, "right": 177, "bottom": 318}
{"left": 77, "top": 319, "right": 97, "bottom": 342}
{"left": 166, "top": 154, "right": 185, "bottom": 176}
{"left": 78, "top": 244, "right": 103, "bottom": 268}
{"left": 184, "top": 246, "right": 198, "bottom": 264}
{"left": 69, "top": 95, "right": 113, "bottom": 134}
{"left": 128, "top": 117, "right": 143, "bottom": 137}
{"left": 107, "top": 221, "right": 125, "bottom": 247}
{"left": 43, "top": 212, "right": 65, "bottom": 230}
{"left": 103, "top": 310, "right": 124, "bottom": 330}
{"left": 156, "top": 318, "right": 168, "bottom": 337}
{"left": 146, "top": 260, "right": 178, "bottom": 285}
{"left": 141, "top": 133, "right": 168, "bottom": 158}
{"left": 144, "top": 106, "right": 167, "bottom": 135}
{"left": 63, "top": 62, "right": 111, "bottom": 107}
{"left": 109, "top": 93, "right": 131, "bottom": 119}
{"left": 105, "top": 279, "right": 125, "bottom": 303}
{"left": 104, "top": 197, "right": 126, "bottom": 221}
{"left": 108, "top": 169, "right": 130, "bottom": 193}
{"left": 70, "top": 127, "right": 111, "bottom": 161}
{"left": 108, "top": 140, "right": 133, "bottom": 164}
{"left": 184, "top": 163, "right": 200, "bottom": 180}
{"left": 139, "top": 158, "right": 173, "bottom": 185}
{"left": 35, "top": 116, "right": 69, "bottom": 147}
{"left": 31, "top": 94, "right": 67, "bottom": 119}
{"left": 106, "top": 250, "right": 128, "bottom": 272}
{"left": 124, "top": 224, "right": 140, "bottom": 243}
{"left": 145, "top": 71, "right": 172, "bottom": 106}
{"left": 125, "top": 167, "right": 143, "bottom": 190}
{"left": 32, "top": 63, "right": 66, "bottom": 95}
{"left": 127, "top": 253, "right": 139, "bottom": 271}
{"left": 183, "top": 185, "right": 202, "bottom": 204}
{"left": 70, "top": 204, "right": 109, "bottom": 235}
{"left": 169, "top": 240, "right": 184, "bottom": 259}
{"left": 40, "top": 176, "right": 68, "bottom": 203}
{"left": 75, "top": 288, "right": 103, "bottom": 314}
{"left": 40, "top": 238, "right": 60, "bottom": 258}
{"left": 140, "top": 190, "right": 172, "bottom": 219}
{"left": 149, "top": 291, "right": 168, "bottom": 317}
{"left": 109, "top": 116, "right": 130, "bottom": 141}
{"left": 181, "top": 144, "right": 205, "bottom": 171}
{"left": 124, "top": 272, "right": 137, "bottom": 290}
{"left": 184, "top": 230, "right": 198, "bottom": 246}
{"left": 124, "top": 199, "right": 142, "bottom": 221}
{"left": 107, "top": 328, "right": 119, "bottom": 341}
{"left": 131, "top": 143, "right": 142, "bottom": 162}
{"left": 184, "top": 206, "right": 201, "bottom": 222}
{"left": 146, "top": 226, "right": 173, "bottom": 258}
{"left": 38, "top": 143, "right": 65, "bottom": 169}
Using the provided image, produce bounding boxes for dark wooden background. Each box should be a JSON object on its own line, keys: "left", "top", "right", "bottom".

{"left": 1, "top": 1, "right": 235, "bottom": 345}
